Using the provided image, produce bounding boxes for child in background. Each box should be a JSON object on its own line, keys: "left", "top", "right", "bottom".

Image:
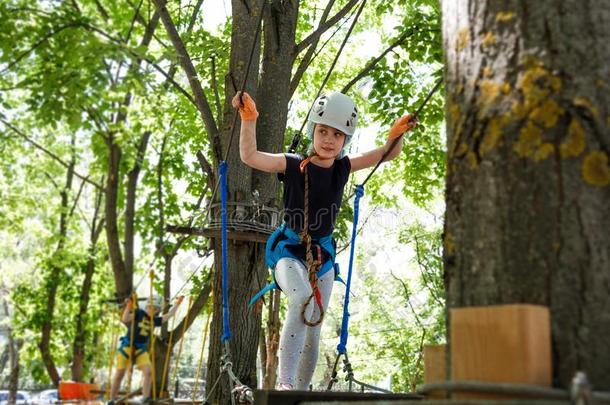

{"left": 108, "top": 295, "right": 184, "bottom": 404}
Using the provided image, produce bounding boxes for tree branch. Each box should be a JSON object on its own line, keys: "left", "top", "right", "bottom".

{"left": 81, "top": 21, "right": 196, "bottom": 106}
{"left": 152, "top": 0, "right": 222, "bottom": 162}
{"left": 289, "top": 0, "right": 336, "bottom": 95}
{"left": 93, "top": 0, "right": 109, "bottom": 20}
{"left": 170, "top": 269, "right": 212, "bottom": 344}
{"left": 341, "top": 29, "right": 415, "bottom": 93}
{"left": 294, "top": 0, "right": 360, "bottom": 55}
{"left": 124, "top": 131, "right": 151, "bottom": 275}
{"left": 0, "top": 118, "right": 102, "bottom": 190}
{"left": 196, "top": 150, "right": 215, "bottom": 186}
{"left": 210, "top": 56, "right": 223, "bottom": 125}
{"left": 0, "top": 24, "right": 77, "bottom": 75}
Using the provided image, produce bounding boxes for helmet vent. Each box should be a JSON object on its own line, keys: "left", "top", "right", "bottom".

{"left": 318, "top": 111, "right": 324, "bottom": 117}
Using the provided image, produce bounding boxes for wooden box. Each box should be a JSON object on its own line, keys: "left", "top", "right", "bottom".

{"left": 423, "top": 344, "right": 447, "bottom": 399}
{"left": 450, "top": 304, "right": 551, "bottom": 397}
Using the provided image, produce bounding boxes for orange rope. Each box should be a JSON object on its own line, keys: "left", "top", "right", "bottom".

{"left": 299, "top": 162, "right": 324, "bottom": 327}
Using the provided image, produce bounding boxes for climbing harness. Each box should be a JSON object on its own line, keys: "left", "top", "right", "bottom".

{"left": 328, "top": 78, "right": 443, "bottom": 392}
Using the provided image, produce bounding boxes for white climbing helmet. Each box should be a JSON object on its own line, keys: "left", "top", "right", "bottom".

{"left": 307, "top": 92, "right": 359, "bottom": 158}
{"left": 146, "top": 295, "right": 163, "bottom": 311}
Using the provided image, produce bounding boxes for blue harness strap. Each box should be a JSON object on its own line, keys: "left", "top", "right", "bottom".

{"left": 249, "top": 223, "right": 343, "bottom": 306}
{"left": 219, "top": 161, "right": 231, "bottom": 342}
{"left": 118, "top": 336, "right": 147, "bottom": 358}
{"left": 337, "top": 185, "right": 364, "bottom": 355}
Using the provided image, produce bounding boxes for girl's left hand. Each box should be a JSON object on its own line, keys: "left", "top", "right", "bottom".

{"left": 388, "top": 114, "right": 417, "bottom": 140}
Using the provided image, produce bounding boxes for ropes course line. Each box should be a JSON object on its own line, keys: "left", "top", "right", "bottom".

{"left": 359, "top": 78, "right": 443, "bottom": 188}
{"left": 289, "top": 0, "right": 368, "bottom": 154}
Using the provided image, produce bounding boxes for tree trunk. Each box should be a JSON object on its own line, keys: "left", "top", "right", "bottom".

{"left": 40, "top": 148, "right": 76, "bottom": 386}
{"left": 205, "top": 1, "right": 299, "bottom": 403}
{"left": 71, "top": 189, "right": 104, "bottom": 381}
{"left": 442, "top": 0, "right": 610, "bottom": 388}
{"left": 3, "top": 301, "right": 20, "bottom": 403}
{"left": 263, "top": 289, "right": 281, "bottom": 389}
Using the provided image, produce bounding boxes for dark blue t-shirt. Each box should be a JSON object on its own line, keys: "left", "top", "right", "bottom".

{"left": 278, "top": 154, "right": 351, "bottom": 239}
{"left": 122, "top": 308, "right": 163, "bottom": 347}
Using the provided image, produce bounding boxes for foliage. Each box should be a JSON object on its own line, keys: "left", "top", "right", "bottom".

{"left": 0, "top": 0, "right": 446, "bottom": 388}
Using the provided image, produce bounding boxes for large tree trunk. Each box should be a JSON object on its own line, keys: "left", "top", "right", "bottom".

{"left": 442, "top": 0, "right": 610, "bottom": 388}
{"left": 205, "top": 1, "right": 299, "bottom": 402}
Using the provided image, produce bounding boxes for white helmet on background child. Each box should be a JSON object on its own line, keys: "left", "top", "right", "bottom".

{"left": 146, "top": 295, "right": 163, "bottom": 311}
{"left": 307, "top": 92, "right": 359, "bottom": 158}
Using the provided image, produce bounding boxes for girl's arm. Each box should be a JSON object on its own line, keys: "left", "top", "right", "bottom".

{"left": 233, "top": 92, "right": 286, "bottom": 173}
{"left": 349, "top": 114, "right": 417, "bottom": 172}
{"left": 161, "top": 296, "right": 185, "bottom": 323}
{"left": 121, "top": 298, "right": 134, "bottom": 324}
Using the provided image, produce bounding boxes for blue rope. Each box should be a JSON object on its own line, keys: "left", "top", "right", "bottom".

{"left": 219, "top": 161, "right": 231, "bottom": 342}
{"left": 337, "top": 184, "right": 364, "bottom": 354}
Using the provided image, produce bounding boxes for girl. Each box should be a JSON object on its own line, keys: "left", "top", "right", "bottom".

{"left": 232, "top": 91, "right": 416, "bottom": 390}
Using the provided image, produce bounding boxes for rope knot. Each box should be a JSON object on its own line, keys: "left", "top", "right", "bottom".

{"left": 355, "top": 184, "right": 365, "bottom": 199}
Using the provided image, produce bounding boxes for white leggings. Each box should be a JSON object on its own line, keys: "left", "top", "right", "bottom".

{"left": 274, "top": 257, "right": 334, "bottom": 390}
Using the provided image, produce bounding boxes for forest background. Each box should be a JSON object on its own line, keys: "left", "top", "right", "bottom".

{"left": 0, "top": 0, "right": 445, "bottom": 396}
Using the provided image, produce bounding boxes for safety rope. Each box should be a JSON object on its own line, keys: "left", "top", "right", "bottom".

{"left": 105, "top": 304, "right": 119, "bottom": 401}
{"left": 192, "top": 296, "right": 213, "bottom": 403}
{"left": 148, "top": 272, "right": 157, "bottom": 400}
{"left": 337, "top": 185, "right": 363, "bottom": 354}
{"left": 202, "top": 162, "right": 254, "bottom": 405}
{"left": 170, "top": 296, "right": 193, "bottom": 392}
{"left": 125, "top": 293, "right": 138, "bottom": 396}
{"left": 327, "top": 78, "right": 443, "bottom": 392}
{"left": 219, "top": 161, "right": 231, "bottom": 345}
{"left": 359, "top": 78, "right": 443, "bottom": 188}
{"left": 298, "top": 162, "right": 325, "bottom": 327}
{"left": 159, "top": 300, "right": 176, "bottom": 398}
{"left": 288, "top": 0, "right": 368, "bottom": 154}
{"left": 326, "top": 350, "right": 391, "bottom": 393}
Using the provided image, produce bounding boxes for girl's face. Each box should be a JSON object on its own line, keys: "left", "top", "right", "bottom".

{"left": 312, "top": 124, "right": 346, "bottom": 160}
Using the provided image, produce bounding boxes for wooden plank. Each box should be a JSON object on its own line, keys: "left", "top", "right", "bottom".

{"left": 424, "top": 344, "right": 446, "bottom": 399}
{"left": 424, "top": 344, "right": 446, "bottom": 383}
{"left": 450, "top": 304, "right": 551, "bottom": 399}
{"left": 167, "top": 226, "right": 269, "bottom": 243}
{"left": 301, "top": 401, "right": 567, "bottom": 405}
{"left": 253, "top": 390, "right": 420, "bottom": 405}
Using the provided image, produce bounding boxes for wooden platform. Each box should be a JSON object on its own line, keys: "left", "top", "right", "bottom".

{"left": 253, "top": 390, "right": 421, "bottom": 405}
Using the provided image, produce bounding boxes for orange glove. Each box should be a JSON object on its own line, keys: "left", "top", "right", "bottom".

{"left": 388, "top": 114, "right": 417, "bottom": 140}
{"left": 124, "top": 297, "right": 134, "bottom": 310}
{"left": 232, "top": 91, "right": 259, "bottom": 121}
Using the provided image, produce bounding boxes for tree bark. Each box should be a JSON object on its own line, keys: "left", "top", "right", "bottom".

{"left": 263, "top": 289, "right": 281, "bottom": 389}
{"left": 39, "top": 142, "right": 76, "bottom": 386}
{"left": 204, "top": 1, "right": 299, "bottom": 402}
{"left": 442, "top": 0, "right": 610, "bottom": 388}
{"left": 71, "top": 186, "right": 105, "bottom": 381}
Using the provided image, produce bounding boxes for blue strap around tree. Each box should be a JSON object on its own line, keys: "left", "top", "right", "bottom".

{"left": 219, "top": 161, "right": 231, "bottom": 342}
{"left": 337, "top": 184, "right": 364, "bottom": 354}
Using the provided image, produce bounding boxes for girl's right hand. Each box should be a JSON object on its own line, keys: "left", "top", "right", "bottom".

{"left": 232, "top": 91, "right": 259, "bottom": 121}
